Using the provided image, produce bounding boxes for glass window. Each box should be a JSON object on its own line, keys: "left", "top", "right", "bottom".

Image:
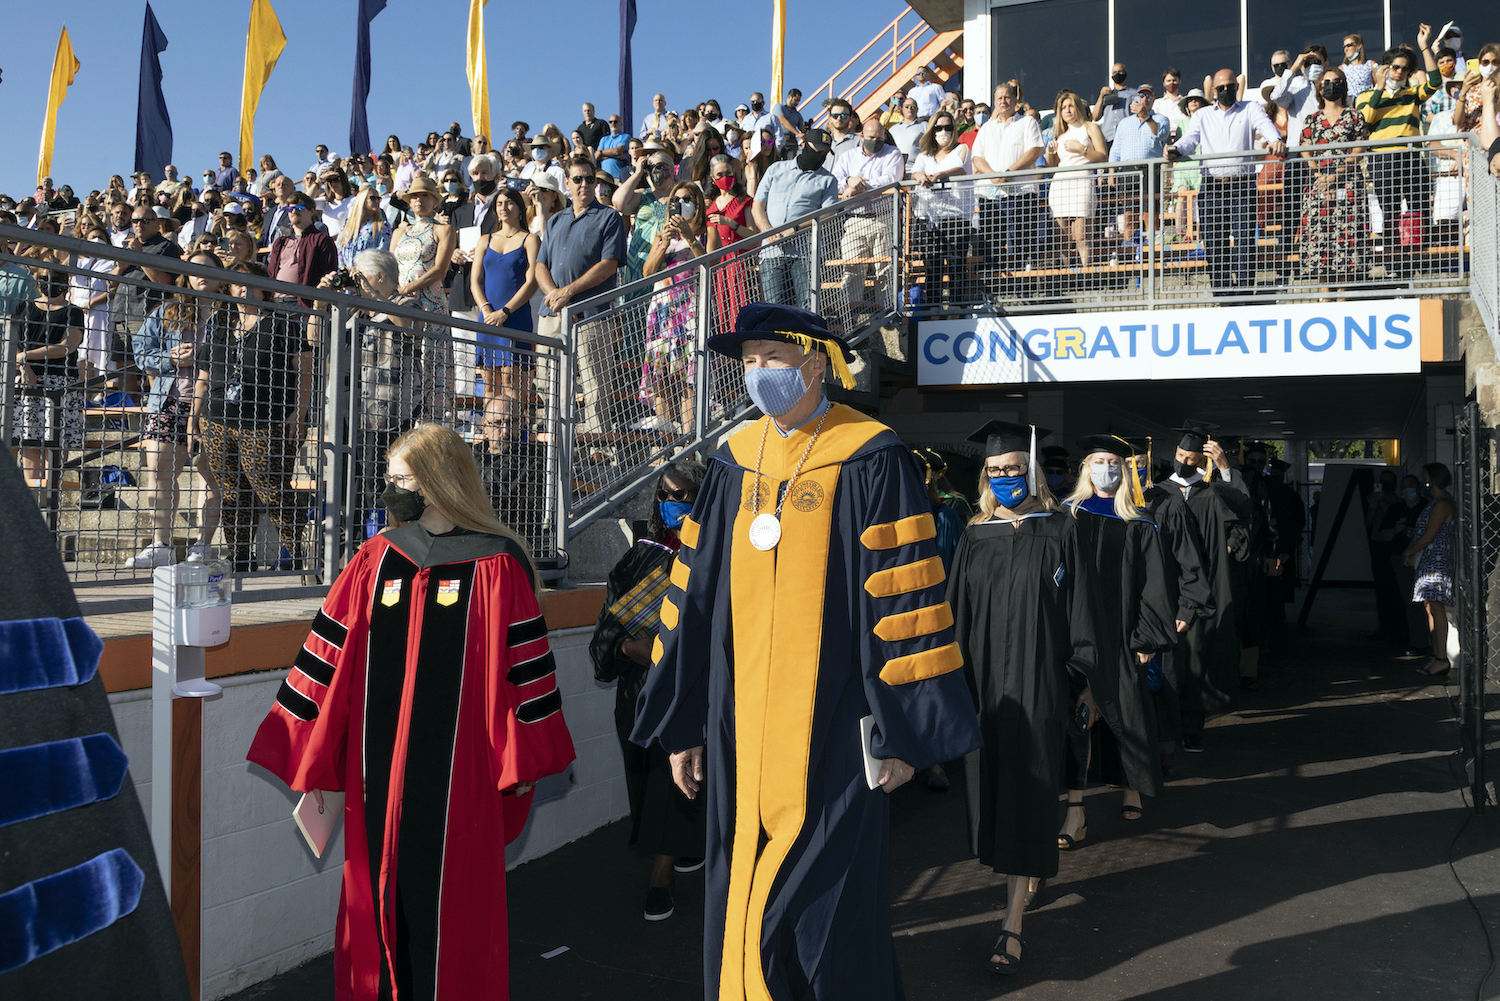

{"left": 992, "top": 0, "right": 1107, "bottom": 118}
{"left": 1116, "top": 0, "right": 1241, "bottom": 100}
{"left": 1247, "top": 0, "right": 1383, "bottom": 90}
{"left": 1386, "top": 3, "right": 1500, "bottom": 66}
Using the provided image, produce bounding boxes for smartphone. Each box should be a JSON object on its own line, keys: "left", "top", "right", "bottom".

{"left": 1073, "top": 702, "right": 1092, "bottom": 732}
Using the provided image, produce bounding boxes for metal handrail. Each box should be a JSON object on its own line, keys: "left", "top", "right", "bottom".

{"left": 808, "top": 6, "right": 934, "bottom": 129}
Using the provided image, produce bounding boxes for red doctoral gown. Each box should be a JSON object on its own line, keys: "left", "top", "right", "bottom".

{"left": 247, "top": 525, "right": 576, "bottom": 1000}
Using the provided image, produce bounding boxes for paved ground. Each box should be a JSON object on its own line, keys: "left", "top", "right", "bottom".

{"left": 229, "top": 590, "right": 1499, "bottom": 1000}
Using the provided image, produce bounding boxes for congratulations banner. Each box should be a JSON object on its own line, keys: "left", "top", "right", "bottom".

{"left": 917, "top": 300, "right": 1425, "bottom": 386}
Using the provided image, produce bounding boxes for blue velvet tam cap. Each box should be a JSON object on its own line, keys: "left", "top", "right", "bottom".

{"left": 706, "top": 302, "right": 857, "bottom": 388}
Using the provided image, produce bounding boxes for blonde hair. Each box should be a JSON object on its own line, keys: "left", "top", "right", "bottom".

{"left": 387, "top": 424, "right": 540, "bottom": 591}
{"left": 340, "top": 184, "right": 387, "bottom": 248}
{"left": 1065, "top": 451, "right": 1149, "bottom": 521}
{"left": 1053, "top": 89, "right": 1092, "bottom": 125}
{"left": 971, "top": 459, "right": 1059, "bottom": 524}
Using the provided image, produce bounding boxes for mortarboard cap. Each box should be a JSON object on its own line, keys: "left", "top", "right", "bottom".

{"left": 1268, "top": 457, "right": 1291, "bottom": 472}
{"left": 707, "top": 302, "right": 856, "bottom": 389}
{"left": 1242, "top": 440, "right": 1271, "bottom": 455}
{"left": 967, "top": 420, "right": 1050, "bottom": 458}
{"left": 1040, "top": 445, "right": 1071, "bottom": 464}
{"left": 1124, "top": 435, "right": 1154, "bottom": 455}
{"left": 1077, "top": 434, "right": 1138, "bottom": 459}
{"left": 1173, "top": 419, "right": 1219, "bottom": 451}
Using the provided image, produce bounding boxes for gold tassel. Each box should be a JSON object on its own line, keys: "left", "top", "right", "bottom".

{"left": 776, "top": 330, "right": 856, "bottom": 390}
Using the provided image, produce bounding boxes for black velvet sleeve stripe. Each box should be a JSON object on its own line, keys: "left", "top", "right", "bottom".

{"left": 310, "top": 610, "right": 348, "bottom": 650}
{"left": 294, "top": 647, "right": 336, "bottom": 687}
{"left": 507, "top": 650, "right": 556, "bottom": 687}
{"left": 275, "top": 680, "right": 320, "bottom": 722}
{"left": 507, "top": 614, "right": 547, "bottom": 648}
{"left": 516, "top": 688, "right": 562, "bottom": 724}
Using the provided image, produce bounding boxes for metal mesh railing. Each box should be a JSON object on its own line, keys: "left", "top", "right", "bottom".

{"left": 1470, "top": 136, "right": 1500, "bottom": 352}
{"left": 899, "top": 135, "right": 1473, "bottom": 315}
{"left": 1, "top": 225, "right": 567, "bottom": 595}
{"left": 560, "top": 186, "right": 901, "bottom": 533}
{"left": 1453, "top": 400, "right": 1494, "bottom": 813}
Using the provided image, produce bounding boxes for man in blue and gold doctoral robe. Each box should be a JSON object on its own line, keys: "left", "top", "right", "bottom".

{"left": 632, "top": 304, "right": 981, "bottom": 1001}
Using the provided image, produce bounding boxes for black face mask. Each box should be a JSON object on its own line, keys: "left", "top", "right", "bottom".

{"left": 41, "top": 278, "right": 69, "bottom": 297}
{"left": 380, "top": 484, "right": 427, "bottom": 522}
{"left": 1112, "top": 71, "right": 1128, "bottom": 84}
{"left": 1216, "top": 85, "right": 1235, "bottom": 106}
{"left": 750, "top": 101, "right": 764, "bottom": 112}
{"left": 472, "top": 178, "right": 498, "bottom": 197}
{"left": 861, "top": 138, "right": 883, "bottom": 155}
{"left": 1174, "top": 459, "right": 1199, "bottom": 478}
{"left": 796, "top": 149, "right": 827, "bottom": 171}
{"left": 1321, "top": 78, "right": 1347, "bottom": 101}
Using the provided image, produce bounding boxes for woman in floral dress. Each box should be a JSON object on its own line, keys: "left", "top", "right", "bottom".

{"left": 1295, "top": 67, "right": 1369, "bottom": 293}
{"left": 391, "top": 176, "right": 454, "bottom": 420}
{"left": 638, "top": 182, "right": 709, "bottom": 435}
{"left": 1404, "top": 462, "right": 1456, "bottom": 679}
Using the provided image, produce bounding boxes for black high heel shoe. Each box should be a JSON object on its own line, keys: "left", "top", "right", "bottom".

{"left": 1416, "top": 658, "right": 1451, "bottom": 678}
{"left": 990, "top": 929, "right": 1025, "bottom": 975}
{"left": 1057, "top": 805, "right": 1087, "bottom": 850}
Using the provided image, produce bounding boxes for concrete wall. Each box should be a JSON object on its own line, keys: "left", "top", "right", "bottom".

{"left": 108, "top": 624, "right": 627, "bottom": 1000}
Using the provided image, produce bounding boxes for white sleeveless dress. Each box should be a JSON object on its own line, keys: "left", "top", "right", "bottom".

{"left": 1047, "top": 123, "right": 1097, "bottom": 220}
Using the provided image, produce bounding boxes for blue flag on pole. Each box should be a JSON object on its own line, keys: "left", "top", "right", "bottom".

{"left": 134, "top": 3, "right": 172, "bottom": 179}
{"left": 349, "top": 0, "right": 388, "bottom": 157}
{"left": 619, "top": 0, "right": 636, "bottom": 132}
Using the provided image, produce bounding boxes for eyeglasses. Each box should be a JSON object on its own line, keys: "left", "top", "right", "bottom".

{"left": 656, "top": 486, "right": 694, "bottom": 501}
{"left": 984, "top": 464, "right": 1027, "bottom": 477}
{"left": 131, "top": 217, "right": 155, "bottom": 225}
{"left": 384, "top": 473, "right": 417, "bottom": 487}
{"left": 1482, "top": 59, "right": 1499, "bottom": 67}
{"left": 567, "top": 175, "right": 593, "bottom": 185}
{"left": 1343, "top": 42, "right": 1358, "bottom": 48}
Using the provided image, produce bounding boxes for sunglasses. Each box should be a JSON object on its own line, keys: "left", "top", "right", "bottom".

{"left": 830, "top": 112, "right": 850, "bottom": 119}
{"left": 656, "top": 486, "right": 694, "bottom": 501}
{"left": 567, "top": 175, "right": 592, "bottom": 184}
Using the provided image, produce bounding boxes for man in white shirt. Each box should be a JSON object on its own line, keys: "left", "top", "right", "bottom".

{"left": 1158, "top": 68, "right": 1189, "bottom": 135}
{"left": 640, "top": 93, "right": 669, "bottom": 140}
{"left": 831, "top": 119, "right": 906, "bottom": 313}
{"left": 970, "top": 82, "right": 1045, "bottom": 276}
{"left": 1269, "top": 46, "right": 1326, "bottom": 142}
{"left": 520, "top": 139, "right": 566, "bottom": 190}
{"left": 1168, "top": 68, "right": 1286, "bottom": 295}
{"left": 908, "top": 69, "right": 947, "bottom": 120}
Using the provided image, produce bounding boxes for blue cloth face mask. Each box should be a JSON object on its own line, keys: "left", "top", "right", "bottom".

{"left": 744, "top": 358, "right": 812, "bottom": 418}
{"left": 990, "top": 476, "right": 1029, "bottom": 508}
{"left": 1045, "top": 472, "right": 1066, "bottom": 491}
{"left": 1400, "top": 487, "right": 1419, "bottom": 504}
{"left": 659, "top": 500, "right": 693, "bottom": 529}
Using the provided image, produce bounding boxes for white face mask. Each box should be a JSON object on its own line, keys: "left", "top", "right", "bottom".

{"left": 1089, "top": 462, "right": 1123, "bottom": 491}
{"left": 1481, "top": 63, "right": 1498, "bottom": 80}
{"left": 530, "top": 148, "right": 549, "bottom": 162}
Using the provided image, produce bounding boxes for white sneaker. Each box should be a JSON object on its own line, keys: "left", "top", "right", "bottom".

{"left": 185, "top": 542, "right": 211, "bottom": 563}
{"left": 125, "top": 541, "right": 174, "bottom": 569}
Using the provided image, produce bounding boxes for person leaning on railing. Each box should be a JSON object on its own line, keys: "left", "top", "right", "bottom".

{"left": 640, "top": 181, "right": 710, "bottom": 436}
{"left": 1294, "top": 66, "right": 1369, "bottom": 295}
{"left": 10, "top": 252, "right": 84, "bottom": 488}
{"left": 188, "top": 261, "right": 306, "bottom": 573}
{"left": 911, "top": 110, "right": 974, "bottom": 308}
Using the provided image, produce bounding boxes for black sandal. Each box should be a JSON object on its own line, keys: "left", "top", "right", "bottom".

{"left": 1057, "top": 807, "right": 1087, "bottom": 850}
{"left": 1121, "top": 804, "right": 1144, "bottom": 821}
{"left": 990, "top": 929, "right": 1025, "bottom": 975}
{"left": 1416, "top": 658, "right": 1451, "bottom": 678}
{"left": 1023, "top": 877, "right": 1047, "bottom": 909}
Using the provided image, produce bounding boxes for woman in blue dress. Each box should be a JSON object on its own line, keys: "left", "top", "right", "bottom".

{"left": 1404, "top": 462, "right": 1456, "bottom": 678}
{"left": 469, "top": 187, "right": 538, "bottom": 447}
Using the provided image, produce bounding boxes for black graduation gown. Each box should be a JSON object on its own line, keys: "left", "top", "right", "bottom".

{"left": 590, "top": 538, "right": 706, "bottom": 857}
{"left": 1169, "top": 472, "right": 1250, "bottom": 713}
{"left": 631, "top": 404, "right": 982, "bottom": 1001}
{"left": 1234, "top": 468, "right": 1280, "bottom": 647}
{"left": 1265, "top": 478, "right": 1306, "bottom": 603}
{"left": 1066, "top": 500, "right": 1178, "bottom": 797}
{"left": 947, "top": 512, "right": 1097, "bottom": 878}
{"left": 1141, "top": 485, "right": 1215, "bottom": 743}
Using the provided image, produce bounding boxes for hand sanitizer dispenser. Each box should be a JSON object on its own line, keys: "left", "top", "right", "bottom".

{"left": 152, "top": 561, "right": 229, "bottom": 697}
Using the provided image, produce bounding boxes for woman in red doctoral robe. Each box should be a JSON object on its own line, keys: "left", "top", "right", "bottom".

{"left": 248, "top": 424, "right": 575, "bottom": 1000}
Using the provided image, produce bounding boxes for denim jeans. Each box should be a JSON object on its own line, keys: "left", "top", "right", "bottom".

{"left": 1199, "top": 175, "right": 1254, "bottom": 292}
{"left": 760, "top": 254, "right": 811, "bottom": 309}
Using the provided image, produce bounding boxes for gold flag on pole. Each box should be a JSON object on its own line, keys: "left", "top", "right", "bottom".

{"left": 239, "top": 0, "right": 287, "bottom": 183}
{"left": 37, "top": 27, "right": 81, "bottom": 187}
{"left": 770, "top": 0, "right": 786, "bottom": 104}
{"left": 467, "top": 0, "right": 492, "bottom": 142}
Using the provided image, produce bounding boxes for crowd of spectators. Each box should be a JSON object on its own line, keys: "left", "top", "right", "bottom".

{"left": 2, "top": 27, "right": 1499, "bottom": 567}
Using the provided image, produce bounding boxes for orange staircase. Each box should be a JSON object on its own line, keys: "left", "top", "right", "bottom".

{"left": 807, "top": 6, "right": 964, "bottom": 130}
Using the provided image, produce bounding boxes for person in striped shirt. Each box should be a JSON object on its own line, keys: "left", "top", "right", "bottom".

{"left": 1356, "top": 24, "right": 1440, "bottom": 277}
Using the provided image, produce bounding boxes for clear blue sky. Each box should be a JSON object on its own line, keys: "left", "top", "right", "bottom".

{"left": 1, "top": 0, "right": 907, "bottom": 197}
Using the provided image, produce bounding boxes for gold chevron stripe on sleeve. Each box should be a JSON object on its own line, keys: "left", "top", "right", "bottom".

{"left": 864, "top": 555, "right": 946, "bottom": 598}
{"left": 679, "top": 517, "right": 700, "bottom": 550}
{"left": 873, "top": 602, "right": 955, "bottom": 643}
{"left": 670, "top": 557, "right": 690, "bottom": 591}
{"left": 659, "top": 595, "right": 679, "bottom": 632}
{"left": 879, "top": 641, "right": 964, "bottom": 685}
{"left": 860, "top": 512, "right": 937, "bottom": 551}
